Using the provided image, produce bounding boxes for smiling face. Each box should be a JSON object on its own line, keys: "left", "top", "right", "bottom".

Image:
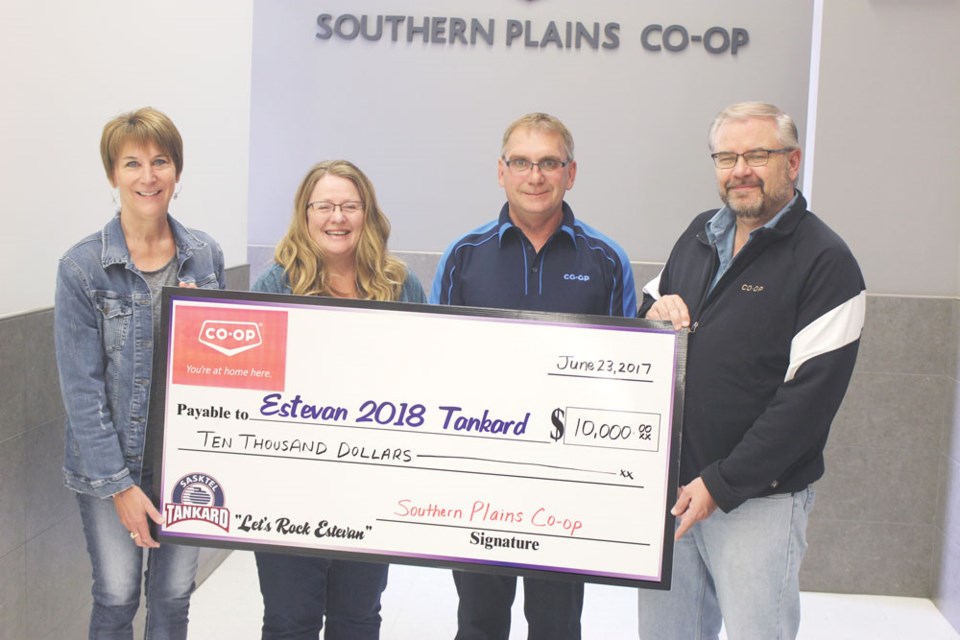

{"left": 498, "top": 126, "right": 577, "bottom": 230}
{"left": 306, "top": 174, "right": 365, "bottom": 264}
{"left": 713, "top": 117, "right": 801, "bottom": 224}
{"left": 111, "top": 139, "right": 178, "bottom": 222}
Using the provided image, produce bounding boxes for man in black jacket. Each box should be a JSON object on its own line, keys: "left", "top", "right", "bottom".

{"left": 636, "top": 102, "right": 865, "bottom": 640}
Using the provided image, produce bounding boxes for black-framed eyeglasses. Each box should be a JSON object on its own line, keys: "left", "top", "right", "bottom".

{"left": 307, "top": 201, "right": 364, "bottom": 214}
{"left": 710, "top": 148, "right": 794, "bottom": 169}
{"left": 502, "top": 157, "right": 570, "bottom": 174}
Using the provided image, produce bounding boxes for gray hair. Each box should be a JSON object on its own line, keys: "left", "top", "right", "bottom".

{"left": 708, "top": 102, "right": 799, "bottom": 152}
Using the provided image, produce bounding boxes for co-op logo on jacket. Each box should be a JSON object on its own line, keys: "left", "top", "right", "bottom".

{"left": 165, "top": 473, "right": 230, "bottom": 532}
{"left": 198, "top": 320, "right": 262, "bottom": 356}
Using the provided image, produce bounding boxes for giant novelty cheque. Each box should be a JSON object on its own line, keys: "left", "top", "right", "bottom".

{"left": 156, "top": 288, "right": 685, "bottom": 588}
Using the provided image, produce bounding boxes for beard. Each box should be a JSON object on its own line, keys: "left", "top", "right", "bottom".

{"left": 719, "top": 166, "right": 795, "bottom": 222}
{"left": 721, "top": 179, "right": 767, "bottom": 219}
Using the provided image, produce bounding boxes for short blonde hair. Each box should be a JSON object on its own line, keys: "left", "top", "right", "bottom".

{"left": 100, "top": 107, "right": 183, "bottom": 182}
{"left": 501, "top": 112, "right": 575, "bottom": 160}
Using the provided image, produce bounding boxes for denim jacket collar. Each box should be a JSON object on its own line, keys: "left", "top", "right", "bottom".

{"left": 100, "top": 213, "right": 209, "bottom": 269}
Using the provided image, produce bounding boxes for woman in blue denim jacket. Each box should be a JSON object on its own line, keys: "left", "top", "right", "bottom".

{"left": 54, "top": 107, "right": 225, "bottom": 639}
{"left": 253, "top": 160, "right": 425, "bottom": 639}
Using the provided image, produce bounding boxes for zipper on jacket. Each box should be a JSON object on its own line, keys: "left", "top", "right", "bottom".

{"left": 689, "top": 231, "right": 716, "bottom": 336}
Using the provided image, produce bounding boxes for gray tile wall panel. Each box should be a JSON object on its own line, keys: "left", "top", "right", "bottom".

{"left": 25, "top": 511, "right": 90, "bottom": 639}
{"left": 802, "top": 295, "right": 957, "bottom": 605}
{"left": 22, "top": 310, "right": 64, "bottom": 427}
{"left": 857, "top": 296, "right": 956, "bottom": 376}
{"left": 24, "top": 417, "right": 74, "bottom": 539}
{"left": 815, "top": 444, "right": 938, "bottom": 524}
{"left": 0, "top": 547, "right": 26, "bottom": 640}
{"left": 831, "top": 373, "right": 947, "bottom": 450}
{"left": 43, "top": 602, "right": 90, "bottom": 640}
{"left": 396, "top": 251, "right": 441, "bottom": 295}
{"left": 631, "top": 263, "right": 663, "bottom": 298}
{"left": 0, "top": 316, "right": 26, "bottom": 442}
{"left": 945, "top": 366, "right": 960, "bottom": 457}
{"left": 801, "top": 518, "right": 933, "bottom": 596}
{"left": 224, "top": 264, "right": 251, "bottom": 292}
{"left": 948, "top": 378, "right": 960, "bottom": 463}
{"left": 0, "top": 434, "right": 25, "bottom": 558}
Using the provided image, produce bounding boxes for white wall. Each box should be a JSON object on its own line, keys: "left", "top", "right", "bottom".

{"left": 247, "top": 0, "right": 813, "bottom": 267}
{"left": 811, "top": 0, "right": 960, "bottom": 296}
{"left": 0, "top": 0, "right": 253, "bottom": 317}
{"left": 5, "top": 1, "right": 953, "bottom": 307}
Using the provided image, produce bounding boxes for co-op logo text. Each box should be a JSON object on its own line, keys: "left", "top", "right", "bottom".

{"left": 199, "top": 321, "right": 263, "bottom": 357}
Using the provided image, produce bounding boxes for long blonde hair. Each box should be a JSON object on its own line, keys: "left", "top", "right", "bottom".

{"left": 275, "top": 160, "right": 407, "bottom": 300}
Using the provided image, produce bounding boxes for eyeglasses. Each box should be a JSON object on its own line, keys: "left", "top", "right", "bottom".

{"left": 502, "top": 157, "right": 570, "bottom": 174}
{"left": 307, "top": 201, "right": 363, "bottom": 214}
{"left": 710, "top": 148, "right": 794, "bottom": 169}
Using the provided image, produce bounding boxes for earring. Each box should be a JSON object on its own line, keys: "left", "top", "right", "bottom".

{"left": 111, "top": 188, "right": 121, "bottom": 213}
{"left": 174, "top": 182, "right": 182, "bottom": 200}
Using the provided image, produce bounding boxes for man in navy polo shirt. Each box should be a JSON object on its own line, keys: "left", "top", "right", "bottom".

{"left": 431, "top": 112, "right": 637, "bottom": 640}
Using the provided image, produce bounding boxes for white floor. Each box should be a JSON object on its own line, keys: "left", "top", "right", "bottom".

{"left": 188, "top": 551, "right": 960, "bottom": 639}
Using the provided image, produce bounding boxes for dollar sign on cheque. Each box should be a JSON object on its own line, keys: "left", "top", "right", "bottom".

{"left": 550, "top": 408, "right": 565, "bottom": 441}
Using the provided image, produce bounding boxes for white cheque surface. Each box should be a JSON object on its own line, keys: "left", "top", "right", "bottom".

{"left": 158, "top": 293, "right": 683, "bottom": 587}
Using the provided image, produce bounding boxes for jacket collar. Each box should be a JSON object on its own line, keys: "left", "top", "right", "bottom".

{"left": 760, "top": 190, "right": 807, "bottom": 238}
{"left": 100, "top": 213, "right": 207, "bottom": 268}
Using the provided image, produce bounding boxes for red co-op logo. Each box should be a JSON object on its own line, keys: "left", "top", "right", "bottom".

{"left": 198, "top": 321, "right": 263, "bottom": 356}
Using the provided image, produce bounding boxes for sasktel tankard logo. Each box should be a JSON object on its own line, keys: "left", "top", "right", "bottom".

{"left": 199, "top": 320, "right": 262, "bottom": 356}
{"left": 171, "top": 305, "right": 288, "bottom": 390}
{"left": 165, "top": 473, "right": 230, "bottom": 533}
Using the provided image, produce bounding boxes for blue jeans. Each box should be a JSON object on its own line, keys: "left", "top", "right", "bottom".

{"left": 255, "top": 551, "right": 389, "bottom": 639}
{"left": 76, "top": 492, "right": 199, "bottom": 640}
{"left": 452, "top": 571, "right": 584, "bottom": 640}
{"left": 637, "top": 488, "right": 815, "bottom": 640}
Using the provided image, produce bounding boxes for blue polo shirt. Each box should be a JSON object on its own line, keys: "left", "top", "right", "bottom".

{"left": 430, "top": 202, "right": 637, "bottom": 317}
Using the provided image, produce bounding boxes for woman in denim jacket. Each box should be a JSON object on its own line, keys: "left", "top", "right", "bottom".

{"left": 54, "top": 107, "right": 225, "bottom": 639}
{"left": 253, "top": 160, "right": 425, "bottom": 639}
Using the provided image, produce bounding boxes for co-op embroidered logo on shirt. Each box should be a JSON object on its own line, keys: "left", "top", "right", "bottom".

{"left": 198, "top": 320, "right": 263, "bottom": 356}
